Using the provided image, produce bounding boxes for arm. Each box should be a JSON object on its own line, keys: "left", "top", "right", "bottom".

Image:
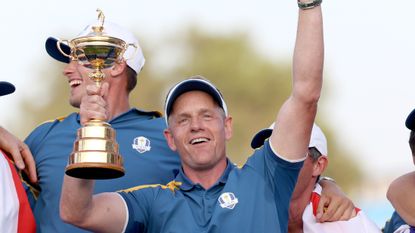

{"left": 270, "top": 2, "right": 324, "bottom": 160}
{"left": 0, "top": 126, "right": 37, "bottom": 183}
{"left": 60, "top": 82, "right": 126, "bottom": 232}
{"left": 387, "top": 171, "right": 415, "bottom": 226}
{"left": 60, "top": 175, "right": 126, "bottom": 232}
{"left": 317, "top": 178, "right": 356, "bottom": 222}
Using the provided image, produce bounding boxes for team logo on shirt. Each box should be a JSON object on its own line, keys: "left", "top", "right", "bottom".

{"left": 218, "top": 192, "right": 238, "bottom": 209}
{"left": 132, "top": 136, "right": 151, "bottom": 153}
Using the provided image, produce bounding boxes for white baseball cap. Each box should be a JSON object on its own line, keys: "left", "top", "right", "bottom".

{"left": 250, "top": 123, "right": 328, "bottom": 156}
{"left": 45, "top": 21, "right": 145, "bottom": 74}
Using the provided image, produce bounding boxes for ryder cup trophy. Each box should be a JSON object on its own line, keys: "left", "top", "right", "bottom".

{"left": 57, "top": 10, "right": 136, "bottom": 179}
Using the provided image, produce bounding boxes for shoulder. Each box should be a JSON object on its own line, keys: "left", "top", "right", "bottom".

{"left": 25, "top": 113, "right": 78, "bottom": 145}
{"left": 31, "top": 113, "right": 77, "bottom": 132}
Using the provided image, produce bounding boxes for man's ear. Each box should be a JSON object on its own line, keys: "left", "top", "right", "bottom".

{"left": 312, "top": 156, "right": 328, "bottom": 177}
{"left": 224, "top": 116, "right": 233, "bottom": 141}
{"left": 164, "top": 128, "right": 177, "bottom": 151}
{"left": 110, "top": 61, "right": 127, "bottom": 77}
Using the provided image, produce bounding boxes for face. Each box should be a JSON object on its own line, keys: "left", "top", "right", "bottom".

{"left": 63, "top": 60, "right": 96, "bottom": 108}
{"left": 291, "top": 153, "right": 327, "bottom": 200}
{"left": 164, "top": 91, "right": 232, "bottom": 172}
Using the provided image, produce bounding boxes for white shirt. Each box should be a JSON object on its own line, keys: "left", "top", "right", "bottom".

{"left": 302, "top": 184, "right": 381, "bottom": 233}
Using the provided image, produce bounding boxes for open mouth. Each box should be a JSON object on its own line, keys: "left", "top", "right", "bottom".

{"left": 69, "top": 80, "right": 82, "bottom": 88}
{"left": 190, "top": 137, "right": 210, "bottom": 145}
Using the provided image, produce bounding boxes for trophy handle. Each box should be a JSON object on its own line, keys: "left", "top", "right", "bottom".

{"left": 56, "top": 39, "right": 71, "bottom": 58}
{"left": 123, "top": 43, "right": 138, "bottom": 61}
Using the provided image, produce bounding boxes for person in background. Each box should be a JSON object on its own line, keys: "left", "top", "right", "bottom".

{"left": 383, "top": 108, "right": 415, "bottom": 233}
{"left": 0, "top": 81, "right": 36, "bottom": 233}
{"left": 251, "top": 123, "right": 381, "bottom": 233}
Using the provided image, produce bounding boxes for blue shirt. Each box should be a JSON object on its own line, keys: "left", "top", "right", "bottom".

{"left": 119, "top": 140, "right": 303, "bottom": 233}
{"left": 24, "top": 108, "right": 181, "bottom": 233}
{"left": 384, "top": 211, "right": 415, "bottom": 233}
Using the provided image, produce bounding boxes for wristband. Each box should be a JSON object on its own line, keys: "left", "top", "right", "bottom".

{"left": 318, "top": 176, "right": 336, "bottom": 183}
{"left": 298, "top": 0, "right": 322, "bottom": 10}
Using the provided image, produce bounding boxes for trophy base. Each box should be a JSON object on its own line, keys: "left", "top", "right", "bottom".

{"left": 66, "top": 162, "right": 125, "bottom": 179}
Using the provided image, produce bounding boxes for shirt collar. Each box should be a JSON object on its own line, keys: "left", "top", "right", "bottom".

{"left": 76, "top": 108, "right": 161, "bottom": 124}
{"left": 175, "top": 159, "right": 235, "bottom": 191}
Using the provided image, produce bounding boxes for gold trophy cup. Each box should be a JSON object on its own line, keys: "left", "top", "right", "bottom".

{"left": 57, "top": 10, "right": 136, "bottom": 179}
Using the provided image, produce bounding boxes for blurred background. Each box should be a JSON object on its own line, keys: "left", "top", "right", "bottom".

{"left": 1, "top": 0, "right": 414, "bottom": 228}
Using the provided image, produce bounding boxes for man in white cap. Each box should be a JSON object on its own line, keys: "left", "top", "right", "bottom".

{"left": 0, "top": 81, "right": 36, "bottom": 233}
{"left": 251, "top": 123, "right": 381, "bottom": 233}
{"left": 0, "top": 18, "right": 181, "bottom": 233}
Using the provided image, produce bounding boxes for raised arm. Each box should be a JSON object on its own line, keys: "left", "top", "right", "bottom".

{"left": 60, "top": 83, "right": 126, "bottom": 232}
{"left": 270, "top": 2, "right": 324, "bottom": 160}
{"left": 387, "top": 171, "right": 415, "bottom": 226}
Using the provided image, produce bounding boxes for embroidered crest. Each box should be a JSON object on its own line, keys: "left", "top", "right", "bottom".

{"left": 218, "top": 192, "right": 239, "bottom": 209}
{"left": 132, "top": 136, "right": 151, "bottom": 153}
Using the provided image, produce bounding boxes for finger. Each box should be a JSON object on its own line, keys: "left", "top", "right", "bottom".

{"left": 85, "top": 84, "right": 101, "bottom": 96}
{"left": 8, "top": 147, "right": 25, "bottom": 170}
{"left": 325, "top": 203, "right": 344, "bottom": 222}
{"left": 316, "top": 196, "right": 329, "bottom": 221}
{"left": 20, "top": 144, "right": 37, "bottom": 183}
{"left": 318, "top": 196, "right": 340, "bottom": 222}
{"left": 80, "top": 109, "right": 107, "bottom": 125}
{"left": 339, "top": 206, "right": 356, "bottom": 221}
{"left": 85, "top": 95, "right": 107, "bottom": 109}
{"left": 100, "top": 82, "right": 109, "bottom": 99}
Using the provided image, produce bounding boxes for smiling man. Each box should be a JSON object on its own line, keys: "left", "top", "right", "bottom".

{"left": 59, "top": 0, "right": 325, "bottom": 232}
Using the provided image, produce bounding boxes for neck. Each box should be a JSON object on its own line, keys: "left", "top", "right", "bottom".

{"left": 105, "top": 87, "right": 130, "bottom": 121}
{"left": 288, "top": 181, "right": 316, "bottom": 231}
{"left": 183, "top": 158, "right": 227, "bottom": 190}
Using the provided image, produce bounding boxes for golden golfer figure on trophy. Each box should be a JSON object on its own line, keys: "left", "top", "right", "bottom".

{"left": 57, "top": 9, "right": 137, "bottom": 179}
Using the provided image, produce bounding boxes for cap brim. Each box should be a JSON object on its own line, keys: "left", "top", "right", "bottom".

{"left": 0, "top": 81, "right": 15, "bottom": 96}
{"left": 45, "top": 37, "right": 70, "bottom": 63}
{"left": 251, "top": 128, "right": 272, "bottom": 149}
{"left": 406, "top": 108, "right": 415, "bottom": 130}
{"left": 165, "top": 79, "right": 227, "bottom": 119}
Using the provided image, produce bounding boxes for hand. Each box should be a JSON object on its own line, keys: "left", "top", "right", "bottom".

{"left": 79, "top": 83, "right": 109, "bottom": 126}
{"left": 0, "top": 126, "right": 37, "bottom": 183}
{"left": 316, "top": 179, "right": 356, "bottom": 222}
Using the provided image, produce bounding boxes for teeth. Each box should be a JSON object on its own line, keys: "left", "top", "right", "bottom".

{"left": 69, "top": 80, "right": 82, "bottom": 87}
{"left": 191, "top": 138, "right": 209, "bottom": 144}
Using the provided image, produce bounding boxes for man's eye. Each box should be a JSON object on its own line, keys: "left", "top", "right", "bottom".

{"left": 178, "top": 118, "right": 188, "bottom": 124}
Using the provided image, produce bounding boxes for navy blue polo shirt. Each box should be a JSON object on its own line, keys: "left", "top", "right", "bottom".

{"left": 119, "top": 140, "right": 303, "bottom": 233}
{"left": 384, "top": 211, "right": 415, "bottom": 233}
{"left": 24, "top": 108, "right": 181, "bottom": 233}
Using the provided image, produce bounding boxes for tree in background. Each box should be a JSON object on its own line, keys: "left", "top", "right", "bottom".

{"left": 15, "top": 26, "right": 361, "bottom": 191}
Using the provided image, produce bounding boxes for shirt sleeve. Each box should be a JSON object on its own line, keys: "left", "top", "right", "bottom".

{"left": 117, "top": 187, "right": 156, "bottom": 232}
{"left": 245, "top": 140, "right": 303, "bottom": 232}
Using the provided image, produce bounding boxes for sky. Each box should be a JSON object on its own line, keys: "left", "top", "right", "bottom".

{"left": 0, "top": 0, "right": 413, "bottom": 226}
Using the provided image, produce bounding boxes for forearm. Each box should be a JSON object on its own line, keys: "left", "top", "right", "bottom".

{"left": 293, "top": 4, "right": 324, "bottom": 101}
{"left": 60, "top": 175, "right": 95, "bottom": 227}
{"left": 270, "top": 3, "right": 324, "bottom": 160}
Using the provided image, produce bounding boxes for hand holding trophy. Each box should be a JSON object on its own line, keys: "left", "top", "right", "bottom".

{"left": 57, "top": 9, "right": 138, "bottom": 179}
